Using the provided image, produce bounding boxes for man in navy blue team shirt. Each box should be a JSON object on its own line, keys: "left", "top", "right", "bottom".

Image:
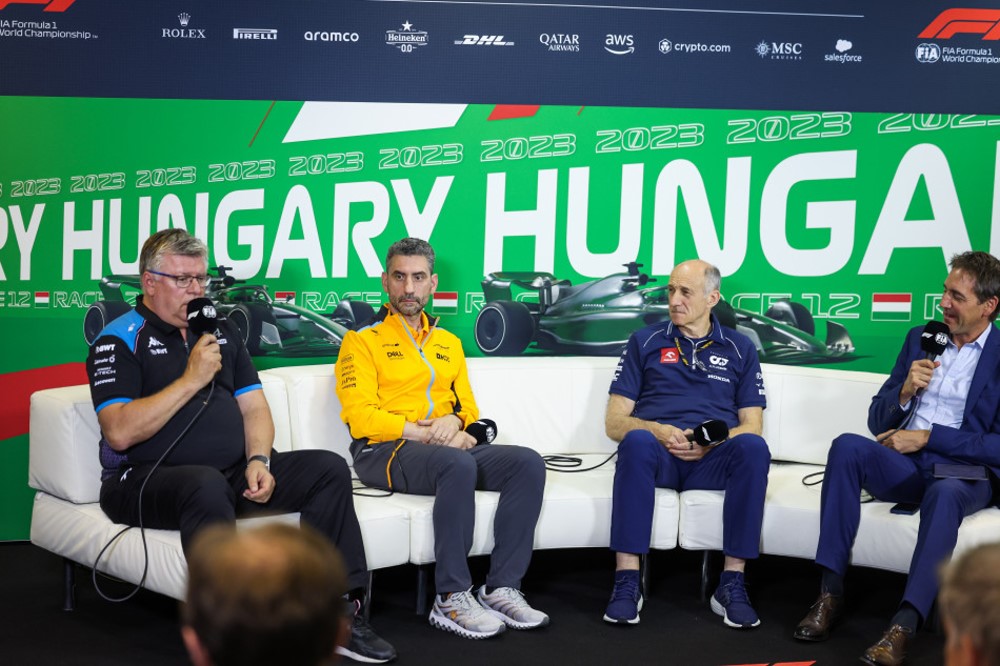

{"left": 603, "top": 259, "right": 769, "bottom": 629}
{"left": 86, "top": 229, "right": 395, "bottom": 664}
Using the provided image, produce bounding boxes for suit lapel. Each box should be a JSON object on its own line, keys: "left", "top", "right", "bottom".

{"left": 965, "top": 324, "right": 1000, "bottom": 424}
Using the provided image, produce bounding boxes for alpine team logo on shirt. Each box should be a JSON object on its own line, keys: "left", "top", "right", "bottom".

{"left": 660, "top": 348, "right": 680, "bottom": 364}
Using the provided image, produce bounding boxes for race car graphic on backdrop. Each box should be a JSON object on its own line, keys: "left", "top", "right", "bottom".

{"left": 82, "top": 266, "right": 374, "bottom": 358}
{"left": 474, "top": 262, "right": 857, "bottom": 364}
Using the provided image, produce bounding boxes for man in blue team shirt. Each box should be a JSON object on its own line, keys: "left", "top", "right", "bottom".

{"left": 86, "top": 229, "right": 395, "bottom": 664}
{"left": 603, "top": 259, "right": 770, "bottom": 628}
{"left": 794, "top": 251, "right": 1000, "bottom": 666}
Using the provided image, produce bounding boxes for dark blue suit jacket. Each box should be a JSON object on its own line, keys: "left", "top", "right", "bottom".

{"left": 868, "top": 323, "right": 1000, "bottom": 479}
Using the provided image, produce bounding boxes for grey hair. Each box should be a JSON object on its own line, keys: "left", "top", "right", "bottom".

{"left": 139, "top": 229, "right": 208, "bottom": 274}
{"left": 386, "top": 237, "right": 435, "bottom": 273}
{"left": 703, "top": 263, "right": 721, "bottom": 295}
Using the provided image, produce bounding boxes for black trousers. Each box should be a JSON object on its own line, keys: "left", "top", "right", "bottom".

{"left": 100, "top": 449, "right": 370, "bottom": 590}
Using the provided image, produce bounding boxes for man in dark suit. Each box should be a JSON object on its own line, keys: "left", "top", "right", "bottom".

{"left": 793, "top": 251, "right": 1000, "bottom": 666}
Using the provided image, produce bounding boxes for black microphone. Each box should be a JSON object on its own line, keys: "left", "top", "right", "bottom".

{"left": 466, "top": 419, "right": 498, "bottom": 445}
{"left": 688, "top": 419, "right": 729, "bottom": 447}
{"left": 920, "top": 320, "right": 950, "bottom": 360}
{"left": 186, "top": 297, "right": 219, "bottom": 340}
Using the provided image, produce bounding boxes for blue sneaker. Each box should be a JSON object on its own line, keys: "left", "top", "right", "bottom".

{"left": 711, "top": 571, "right": 760, "bottom": 628}
{"left": 603, "top": 570, "right": 643, "bottom": 624}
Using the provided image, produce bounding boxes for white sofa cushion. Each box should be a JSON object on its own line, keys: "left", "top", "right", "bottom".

{"left": 29, "top": 376, "right": 292, "bottom": 505}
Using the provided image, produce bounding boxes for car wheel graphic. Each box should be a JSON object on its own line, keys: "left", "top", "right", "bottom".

{"left": 765, "top": 300, "right": 815, "bottom": 336}
{"left": 228, "top": 303, "right": 265, "bottom": 354}
{"left": 83, "top": 300, "right": 132, "bottom": 345}
{"left": 475, "top": 301, "right": 534, "bottom": 355}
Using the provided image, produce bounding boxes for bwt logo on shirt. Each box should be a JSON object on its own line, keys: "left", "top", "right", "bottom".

{"left": 660, "top": 348, "right": 680, "bottom": 364}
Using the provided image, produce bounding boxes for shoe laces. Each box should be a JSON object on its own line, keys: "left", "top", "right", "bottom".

{"left": 488, "top": 587, "right": 528, "bottom": 607}
{"left": 446, "top": 589, "right": 488, "bottom": 617}
{"left": 611, "top": 574, "right": 640, "bottom": 601}
{"left": 721, "top": 577, "right": 750, "bottom": 605}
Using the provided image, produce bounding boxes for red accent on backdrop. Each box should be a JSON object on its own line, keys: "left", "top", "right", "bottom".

{"left": 0, "top": 363, "right": 87, "bottom": 440}
{"left": 488, "top": 104, "right": 541, "bottom": 120}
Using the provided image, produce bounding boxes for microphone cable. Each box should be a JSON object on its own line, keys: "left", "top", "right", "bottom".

{"left": 544, "top": 452, "right": 617, "bottom": 473}
{"left": 800, "top": 395, "right": 921, "bottom": 504}
{"left": 91, "top": 381, "right": 216, "bottom": 602}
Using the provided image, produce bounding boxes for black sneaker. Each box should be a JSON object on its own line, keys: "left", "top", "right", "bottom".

{"left": 336, "top": 599, "right": 397, "bottom": 663}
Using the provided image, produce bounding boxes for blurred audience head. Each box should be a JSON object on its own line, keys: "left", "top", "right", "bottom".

{"left": 182, "top": 522, "right": 348, "bottom": 666}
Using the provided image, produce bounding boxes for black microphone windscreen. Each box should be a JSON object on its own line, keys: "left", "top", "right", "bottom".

{"left": 186, "top": 298, "right": 218, "bottom": 339}
{"left": 920, "top": 321, "right": 950, "bottom": 358}
{"left": 690, "top": 419, "right": 729, "bottom": 447}
{"left": 466, "top": 418, "right": 498, "bottom": 445}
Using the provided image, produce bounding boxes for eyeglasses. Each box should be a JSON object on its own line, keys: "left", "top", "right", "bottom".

{"left": 147, "top": 270, "right": 212, "bottom": 289}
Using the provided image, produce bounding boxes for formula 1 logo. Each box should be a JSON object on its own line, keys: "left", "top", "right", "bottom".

{"left": 919, "top": 8, "right": 1000, "bottom": 39}
{"left": 0, "top": 0, "right": 75, "bottom": 10}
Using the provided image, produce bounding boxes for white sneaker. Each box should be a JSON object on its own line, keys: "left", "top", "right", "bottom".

{"left": 429, "top": 588, "right": 506, "bottom": 639}
{"left": 477, "top": 586, "right": 550, "bottom": 630}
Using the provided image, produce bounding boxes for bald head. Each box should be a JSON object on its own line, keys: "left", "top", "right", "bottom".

{"left": 667, "top": 260, "right": 722, "bottom": 338}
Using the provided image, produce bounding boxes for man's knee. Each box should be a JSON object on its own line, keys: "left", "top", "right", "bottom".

{"left": 506, "top": 445, "right": 545, "bottom": 484}
{"left": 730, "top": 433, "right": 770, "bottom": 468}
{"left": 827, "top": 433, "right": 871, "bottom": 468}
{"left": 302, "top": 449, "right": 353, "bottom": 484}
{"left": 618, "top": 429, "right": 660, "bottom": 462}
{"left": 179, "top": 467, "right": 235, "bottom": 516}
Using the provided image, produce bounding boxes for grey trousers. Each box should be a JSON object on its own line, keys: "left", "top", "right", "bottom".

{"left": 351, "top": 438, "right": 545, "bottom": 594}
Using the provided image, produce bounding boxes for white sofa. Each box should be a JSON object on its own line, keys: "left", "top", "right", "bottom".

{"left": 28, "top": 357, "right": 1000, "bottom": 610}
{"left": 27, "top": 373, "right": 412, "bottom": 606}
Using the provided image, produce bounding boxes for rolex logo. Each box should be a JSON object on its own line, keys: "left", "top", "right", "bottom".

{"left": 178, "top": 12, "right": 191, "bottom": 27}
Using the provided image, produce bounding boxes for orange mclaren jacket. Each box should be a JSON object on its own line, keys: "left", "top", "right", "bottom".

{"left": 335, "top": 305, "right": 479, "bottom": 443}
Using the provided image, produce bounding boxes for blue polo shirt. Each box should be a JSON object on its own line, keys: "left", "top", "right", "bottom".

{"left": 609, "top": 313, "right": 766, "bottom": 430}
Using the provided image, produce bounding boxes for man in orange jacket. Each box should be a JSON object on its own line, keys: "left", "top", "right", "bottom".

{"left": 335, "top": 237, "right": 549, "bottom": 640}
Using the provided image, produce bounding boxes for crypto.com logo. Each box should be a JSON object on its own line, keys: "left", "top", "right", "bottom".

{"left": 919, "top": 8, "right": 1000, "bottom": 39}
{"left": 0, "top": 0, "right": 75, "bottom": 10}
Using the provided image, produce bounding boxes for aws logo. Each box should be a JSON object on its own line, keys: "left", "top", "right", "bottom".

{"left": 0, "top": 0, "right": 76, "bottom": 10}
{"left": 920, "top": 8, "right": 1000, "bottom": 39}
{"left": 605, "top": 33, "right": 634, "bottom": 55}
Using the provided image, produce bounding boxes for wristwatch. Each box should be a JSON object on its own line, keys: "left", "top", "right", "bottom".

{"left": 247, "top": 454, "right": 270, "bottom": 471}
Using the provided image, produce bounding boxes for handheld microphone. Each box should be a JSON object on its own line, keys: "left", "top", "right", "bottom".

{"left": 919, "top": 320, "right": 950, "bottom": 360}
{"left": 687, "top": 419, "right": 729, "bottom": 447}
{"left": 465, "top": 419, "right": 498, "bottom": 446}
{"left": 186, "top": 298, "right": 219, "bottom": 340}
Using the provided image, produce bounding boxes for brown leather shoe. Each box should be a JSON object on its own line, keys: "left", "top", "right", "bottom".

{"left": 792, "top": 592, "right": 843, "bottom": 641}
{"left": 860, "top": 624, "right": 911, "bottom": 666}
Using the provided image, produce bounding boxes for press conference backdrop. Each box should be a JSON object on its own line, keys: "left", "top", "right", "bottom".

{"left": 0, "top": 0, "right": 998, "bottom": 538}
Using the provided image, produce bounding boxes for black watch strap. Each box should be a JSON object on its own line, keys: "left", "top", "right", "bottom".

{"left": 247, "top": 454, "right": 270, "bottom": 471}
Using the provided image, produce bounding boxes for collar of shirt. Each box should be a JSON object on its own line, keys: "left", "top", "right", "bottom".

{"left": 911, "top": 323, "right": 991, "bottom": 430}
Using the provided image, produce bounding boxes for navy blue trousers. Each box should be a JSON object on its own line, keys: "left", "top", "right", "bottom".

{"left": 352, "top": 440, "right": 545, "bottom": 594}
{"left": 610, "top": 430, "right": 770, "bottom": 559}
{"left": 816, "top": 433, "right": 993, "bottom": 617}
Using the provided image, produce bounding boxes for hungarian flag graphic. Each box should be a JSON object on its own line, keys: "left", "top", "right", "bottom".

{"left": 871, "top": 293, "right": 911, "bottom": 322}
{"left": 432, "top": 291, "right": 458, "bottom": 315}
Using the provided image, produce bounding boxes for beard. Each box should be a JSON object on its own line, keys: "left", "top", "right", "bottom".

{"left": 391, "top": 293, "right": 427, "bottom": 318}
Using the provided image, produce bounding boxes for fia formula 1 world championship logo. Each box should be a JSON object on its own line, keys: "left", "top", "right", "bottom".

{"left": 0, "top": 0, "right": 75, "bottom": 9}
